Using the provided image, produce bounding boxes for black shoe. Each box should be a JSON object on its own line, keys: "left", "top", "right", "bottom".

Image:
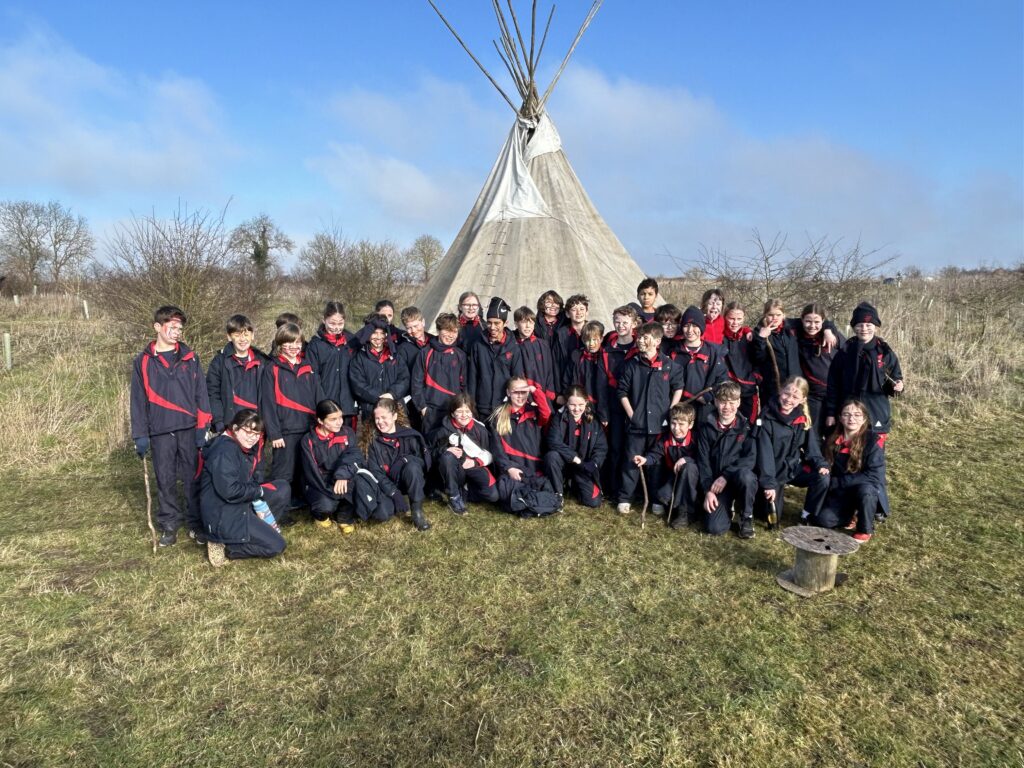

{"left": 738, "top": 518, "right": 755, "bottom": 539}
{"left": 188, "top": 529, "right": 207, "bottom": 546}
{"left": 411, "top": 509, "right": 432, "bottom": 531}
{"left": 158, "top": 530, "right": 178, "bottom": 547}
{"left": 448, "top": 495, "right": 468, "bottom": 516}
{"left": 670, "top": 513, "right": 689, "bottom": 530}
{"left": 429, "top": 488, "right": 446, "bottom": 503}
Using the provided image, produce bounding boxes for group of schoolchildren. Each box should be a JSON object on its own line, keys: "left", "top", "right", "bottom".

{"left": 130, "top": 278, "right": 904, "bottom": 567}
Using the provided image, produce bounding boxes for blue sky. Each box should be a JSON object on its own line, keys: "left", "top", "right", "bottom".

{"left": 0, "top": 1, "right": 1020, "bottom": 273}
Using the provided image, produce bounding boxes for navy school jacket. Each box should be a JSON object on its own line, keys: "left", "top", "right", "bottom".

{"left": 569, "top": 348, "right": 612, "bottom": 423}
{"left": 396, "top": 332, "right": 434, "bottom": 375}
{"left": 300, "top": 424, "right": 364, "bottom": 496}
{"left": 552, "top": 324, "right": 585, "bottom": 396}
{"left": 457, "top": 316, "right": 485, "bottom": 351}
{"left": 429, "top": 415, "right": 496, "bottom": 472}
{"left": 601, "top": 332, "right": 638, "bottom": 390}
{"left": 489, "top": 394, "right": 552, "bottom": 476}
{"left": 696, "top": 412, "right": 757, "bottom": 489}
{"left": 206, "top": 344, "right": 267, "bottom": 432}
{"left": 825, "top": 430, "right": 891, "bottom": 516}
{"left": 348, "top": 342, "right": 411, "bottom": 416}
{"left": 672, "top": 341, "right": 728, "bottom": 406}
{"left": 825, "top": 337, "right": 902, "bottom": 434}
{"left": 517, "top": 332, "right": 557, "bottom": 403}
{"left": 199, "top": 432, "right": 272, "bottom": 545}
{"left": 545, "top": 409, "right": 608, "bottom": 467}
{"left": 643, "top": 429, "right": 697, "bottom": 472}
{"left": 616, "top": 352, "right": 685, "bottom": 435}
{"left": 365, "top": 426, "right": 430, "bottom": 496}
{"left": 721, "top": 328, "right": 759, "bottom": 400}
{"left": 755, "top": 399, "right": 828, "bottom": 490}
{"left": 750, "top": 327, "right": 801, "bottom": 401}
{"left": 131, "top": 341, "right": 212, "bottom": 439}
{"left": 467, "top": 330, "right": 524, "bottom": 418}
{"left": 260, "top": 353, "right": 324, "bottom": 440}
{"left": 796, "top": 328, "right": 844, "bottom": 401}
{"left": 534, "top": 315, "right": 568, "bottom": 346}
{"left": 306, "top": 327, "right": 359, "bottom": 417}
{"left": 411, "top": 338, "right": 467, "bottom": 413}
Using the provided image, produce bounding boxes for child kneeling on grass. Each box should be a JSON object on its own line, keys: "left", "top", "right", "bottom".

{"left": 543, "top": 386, "right": 608, "bottom": 508}
{"left": 635, "top": 402, "right": 698, "bottom": 529}
{"left": 697, "top": 381, "right": 758, "bottom": 538}
{"left": 361, "top": 396, "right": 432, "bottom": 531}
{"left": 817, "top": 399, "right": 890, "bottom": 542}
{"left": 301, "top": 400, "right": 366, "bottom": 535}
{"left": 490, "top": 376, "right": 557, "bottom": 515}
{"left": 200, "top": 409, "right": 288, "bottom": 566}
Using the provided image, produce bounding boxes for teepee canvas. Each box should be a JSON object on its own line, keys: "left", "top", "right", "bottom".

{"left": 418, "top": 1, "right": 650, "bottom": 325}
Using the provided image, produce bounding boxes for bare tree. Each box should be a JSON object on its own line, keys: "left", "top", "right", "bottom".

{"left": 93, "top": 202, "right": 263, "bottom": 353}
{"left": 405, "top": 234, "right": 444, "bottom": 283}
{"left": 0, "top": 200, "right": 94, "bottom": 291}
{"left": 229, "top": 214, "right": 294, "bottom": 277}
{"left": 677, "top": 229, "right": 896, "bottom": 319}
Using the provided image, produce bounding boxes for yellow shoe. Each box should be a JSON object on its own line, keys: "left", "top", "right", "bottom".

{"left": 338, "top": 523, "right": 355, "bottom": 535}
{"left": 315, "top": 518, "right": 334, "bottom": 529}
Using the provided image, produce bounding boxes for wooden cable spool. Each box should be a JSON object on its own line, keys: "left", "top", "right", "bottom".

{"left": 776, "top": 526, "right": 860, "bottom": 597}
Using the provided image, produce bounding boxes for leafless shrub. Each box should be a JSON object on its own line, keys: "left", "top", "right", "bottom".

{"left": 292, "top": 224, "right": 419, "bottom": 321}
{"left": 91, "top": 203, "right": 265, "bottom": 356}
{"left": 676, "top": 230, "right": 897, "bottom": 317}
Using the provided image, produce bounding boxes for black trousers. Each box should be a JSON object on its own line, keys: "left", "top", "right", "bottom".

{"left": 816, "top": 484, "right": 880, "bottom": 535}
{"left": 437, "top": 452, "right": 499, "bottom": 502}
{"left": 651, "top": 459, "right": 699, "bottom": 521}
{"left": 543, "top": 452, "right": 602, "bottom": 507}
{"left": 225, "top": 482, "right": 289, "bottom": 559}
{"left": 269, "top": 433, "right": 306, "bottom": 504}
{"left": 754, "top": 464, "right": 830, "bottom": 522}
{"left": 618, "top": 432, "right": 658, "bottom": 503}
{"left": 705, "top": 469, "right": 757, "bottom": 536}
{"left": 151, "top": 430, "right": 200, "bottom": 533}
{"left": 601, "top": 405, "right": 628, "bottom": 500}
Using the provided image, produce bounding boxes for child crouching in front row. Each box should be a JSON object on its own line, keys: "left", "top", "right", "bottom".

{"left": 697, "top": 381, "right": 758, "bottom": 538}
{"left": 543, "top": 386, "right": 608, "bottom": 508}
{"left": 636, "top": 402, "right": 698, "bottom": 529}
{"left": 301, "top": 399, "right": 366, "bottom": 535}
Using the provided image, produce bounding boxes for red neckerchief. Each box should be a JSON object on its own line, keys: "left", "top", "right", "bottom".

{"left": 668, "top": 431, "right": 692, "bottom": 448}
{"left": 680, "top": 344, "right": 708, "bottom": 362}
{"left": 323, "top": 331, "right": 346, "bottom": 347}
{"left": 454, "top": 419, "right": 475, "bottom": 432}
{"left": 369, "top": 345, "right": 391, "bottom": 363}
{"left": 640, "top": 353, "right": 663, "bottom": 370}
{"left": 724, "top": 326, "right": 751, "bottom": 342}
{"left": 716, "top": 417, "right": 738, "bottom": 432}
{"left": 459, "top": 315, "right": 480, "bottom": 328}
{"left": 278, "top": 351, "right": 303, "bottom": 368}
{"left": 581, "top": 349, "right": 599, "bottom": 362}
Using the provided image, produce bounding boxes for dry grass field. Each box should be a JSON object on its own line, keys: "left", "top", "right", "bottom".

{"left": 1, "top": 273, "right": 1022, "bottom": 767}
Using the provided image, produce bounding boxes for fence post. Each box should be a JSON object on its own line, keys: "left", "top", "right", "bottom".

{"left": 83, "top": 299, "right": 90, "bottom": 320}
{"left": 13, "top": 295, "right": 19, "bottom": 307}
{"left": 3, "top": 332, "right": 11, "bottom": 371}
{"left": 32, "top": 284, "right": 38, "bottom": 296}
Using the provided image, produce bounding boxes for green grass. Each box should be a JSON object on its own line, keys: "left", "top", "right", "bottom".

{"left": 1, "top": 421, "right": 1021, "bottom": 767}
{"left": 1, "top": 286, "right": 1022, "bottom": 766}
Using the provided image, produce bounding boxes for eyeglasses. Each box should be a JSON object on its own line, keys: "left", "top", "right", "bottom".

{"left": 238, "top": 427, "right": 262, "bottom": 438}
{"left": 460, "top": 303, "right": 480, "bottom": 310}
{"left": 230, "top": 330, "right": 253, "bottom": 339}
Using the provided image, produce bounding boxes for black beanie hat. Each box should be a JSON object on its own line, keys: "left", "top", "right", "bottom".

{"left": 850, "top": 302, "right": 881, "bottom": 327}
{"left": 680, "top": 305, "right": 706, "bottom": 334}
{"left": 486, "top": 297, "right": 511, "bottom": 322}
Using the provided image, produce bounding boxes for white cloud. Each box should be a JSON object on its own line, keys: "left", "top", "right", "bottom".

{"left": 0, "top": 26, "right": 235, "bottom": 197}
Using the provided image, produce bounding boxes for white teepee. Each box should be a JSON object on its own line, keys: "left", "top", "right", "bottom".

{"left": 418, "top": 1, "right": 650, "bottom": 326}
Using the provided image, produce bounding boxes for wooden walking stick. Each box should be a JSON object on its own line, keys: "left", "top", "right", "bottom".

{"left": 142, "top": 456, "right": 157, "bottom": 554}
{"left": 638, "top": 462, "right": 649, "bottom": 530}
{"left": 680, "top": 386, "right": 714, "bottom": 407}
{"left": 665, "top": 464, "right": 682, "bottom": 527}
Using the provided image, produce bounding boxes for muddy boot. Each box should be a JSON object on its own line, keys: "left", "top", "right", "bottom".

{"left": 411, "top": 503, "right": 432, "bottom": 532}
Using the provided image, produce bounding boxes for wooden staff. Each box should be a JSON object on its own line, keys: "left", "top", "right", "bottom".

{"left": 142, "top": 456, "right": 157, "bottom": 554}
{"left": 763, "top": 319, "right": 782, "bottom": 395}
{"left": 665, "top": 465, "right": 682, "bottom": 527}
{"left": 638, "top": 462, "right": 649, "bottom": 530}
{"left": 680, "top": 386, "right": 714, "bottom": 407}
